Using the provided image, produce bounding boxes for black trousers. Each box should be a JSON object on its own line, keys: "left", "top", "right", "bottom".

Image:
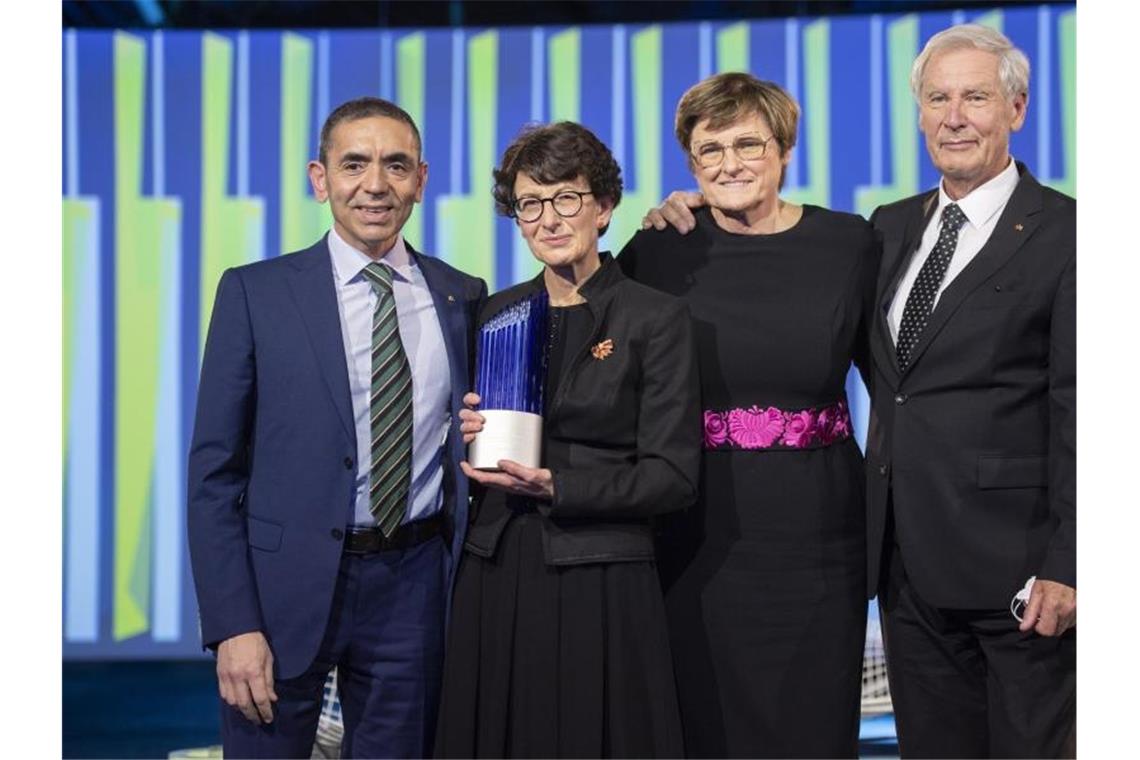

{"left": 880, "top": 536, "right": 1075, "bottom": 759}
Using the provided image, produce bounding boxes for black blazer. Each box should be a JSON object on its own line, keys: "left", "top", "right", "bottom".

{"left": 865, "top": 163, "right": 1075, "bottom": 608}
{"left": 464, "top": 255, "right": 702, "bottom": 565}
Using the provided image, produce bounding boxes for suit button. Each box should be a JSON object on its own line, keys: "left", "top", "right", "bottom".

{"left": 878, "top": 464, "right": 888, "bottom": 477}
{"left": 994, "top": 284, "right": 1003, "bottom": 292}
{"left": 343, "top": 457, "right": 354, "bottom": 470}
{"left": 331, "top": 528, "right": 344, "bottom": 541}
{"left": 895, "top": 393, "right": 907, "bottom": 405}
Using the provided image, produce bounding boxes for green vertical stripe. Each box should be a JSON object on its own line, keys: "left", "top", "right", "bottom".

{"left": 397, "top": 33, "right": 426, "bottom": 249}
{"left": 549, "top": 28, "right": 581, "bottom": 122}
{"left": 200, "top": 32, "right": 266, "bottom": 352}
{"left": 716, "top": 22, "right": 749, "bottom": 73}
{"left": 63, "top": 195, "right": 102, "bottom": 641}
{"left": 280, "top": 33, "right": 332, "bottom": 254}
{"left": 973, "top": 10, "right": 1004, "bottom": 31}
{"left": 114, "top": 32, "right": 175, "bottom": 640}
{"left": 62, "top": 200, "right": 97, "bottom": 448}
{"left": 1053, "top": 12, "right": 1075, "bottom": 197}
{"left": 436, "top": 31, "right": 498, "bottom": 287}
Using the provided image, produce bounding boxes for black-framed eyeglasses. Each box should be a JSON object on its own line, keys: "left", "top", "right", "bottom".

{"left": 691, "top": 134, "right": 776, "bottom": 169}
{"left": 512, "top": 190, "right": 594, "bottom": 223}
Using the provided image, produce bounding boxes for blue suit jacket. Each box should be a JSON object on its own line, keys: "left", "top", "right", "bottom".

{"left": 187, "top": 235, "right": 486, "bottom": 679}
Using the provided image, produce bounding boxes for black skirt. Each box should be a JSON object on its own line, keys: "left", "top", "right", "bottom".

{"left": 435, "top": 513, "right": 684, "bottom": 758}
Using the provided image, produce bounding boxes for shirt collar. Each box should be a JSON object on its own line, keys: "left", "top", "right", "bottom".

{"left": 327, "top": 226, "right": 414, "bottom": 287}
{"left": 937, "top": 157, "right": 1020, "bottom": 229}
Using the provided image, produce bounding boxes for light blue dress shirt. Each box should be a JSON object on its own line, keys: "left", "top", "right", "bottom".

{"left": 327, "top": 228, "right": 452, "bottom": 527}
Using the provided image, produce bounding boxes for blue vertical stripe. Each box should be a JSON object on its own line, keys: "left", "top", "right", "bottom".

{"left": 150, "top": 28, "right": 181, "bottom": 642}
{"left": 65, "top": 204, "right": 103, "bottom": 643}
{"left": 380, "top": 32, "right": 393, "bottom": 102}
{"left": 65, "top": 34, "right": 104, "bottom": 644}
{"left": 497, "top": 27, "right": 531, "bottom": 287}
{"left": 698, "top": 22, "right": 712, "bottom": 80}
{"left": 317, "top": 32, "right": 331, "bottom": 124}
{"left": 450, "top": 30, "right": 464, "bottom": 194}
{"left": 845, "top": 367, "right": 869, "bottom": 451}
{"left": 66, "top": 30, "right": 79, "bottom": 197}
{"left": 784, "top": 19, "right": 800, "bottom": 188}
{"left": 661, "top": 24, "right": 702, "bottom": 197}
{"left": 530, "top": 27, "right": 544, "bottom": 122}
{"left": 328, "top": 32, "right": 383, "bottom": 121}
{"left": 870, "top": 16, "right": 883, "bottom": 187}
{"left": 153, "top": 216, "right": 183, "bottom": 642}
{"left": 611, "top": 26, "right": 626, "bottom": 177}
{"left": 152, "top": 31, "right": 165, "bottom": 196}
{"left": 1036, "top": 6, "right": 1052, "bottom": 179}
{"left": 237, "top": 32, "right": 250, "bottom": 196}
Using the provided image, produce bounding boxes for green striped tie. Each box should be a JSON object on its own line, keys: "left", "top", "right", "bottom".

{"left": 361, "top": 262, "right": 413, "bottom": 537}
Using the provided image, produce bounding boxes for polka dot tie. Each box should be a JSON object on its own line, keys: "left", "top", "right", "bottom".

{"left": 896, "top": 203, "right": 967, "bottom": 370}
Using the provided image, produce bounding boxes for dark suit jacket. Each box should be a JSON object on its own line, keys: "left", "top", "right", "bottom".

{"left": 187, "top": 235, "right": 485, "bottom": 679}
{"left": 464, "top": 255, "right": 702, "bottom": 565}
{"left": 866, "top": 163, "right": 1075, "bottom": 608}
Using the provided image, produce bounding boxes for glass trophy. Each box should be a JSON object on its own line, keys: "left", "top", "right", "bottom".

{"left": 468, "top": 290, "right": 548, "bottom": 470}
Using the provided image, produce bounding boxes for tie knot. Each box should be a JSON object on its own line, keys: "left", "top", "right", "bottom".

{"left": 941, "top": 203, "right": 967, "bottom": 232}
{"left": 362, "top": 262, "right": 393, "bottom": 294}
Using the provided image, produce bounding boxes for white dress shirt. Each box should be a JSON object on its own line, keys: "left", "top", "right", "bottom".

{"left": 327, "top": 228, "right": 452, "bottom": 527}
{"left": 888, "top": 158, "right": 1021, "bottom": 344}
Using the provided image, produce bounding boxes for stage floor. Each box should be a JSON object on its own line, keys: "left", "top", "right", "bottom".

{"left": 64, "top": 661, "right": 899, "bottom": 758}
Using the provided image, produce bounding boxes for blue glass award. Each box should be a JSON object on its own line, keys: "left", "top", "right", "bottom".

{"left": 468, "top": 290, "right": 549, "bottom": 470}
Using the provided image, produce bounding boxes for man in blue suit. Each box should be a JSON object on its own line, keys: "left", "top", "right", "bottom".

{"left": 187, "top": 97, "right": 486, "bottom": 758}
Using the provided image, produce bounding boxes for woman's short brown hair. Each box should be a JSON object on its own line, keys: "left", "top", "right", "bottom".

{"left": 674, "top": 72, "right": 800, "bottom": 186}
{"left": 492, "top": 121, "right": 623, "bottom": 235}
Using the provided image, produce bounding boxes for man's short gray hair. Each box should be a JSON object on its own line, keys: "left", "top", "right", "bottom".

{"left": 910, "top": 24, "right": 1030, "bottom": 102}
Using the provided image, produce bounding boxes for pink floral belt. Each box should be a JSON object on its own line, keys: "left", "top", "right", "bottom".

{"left": 703, "top": 399, "right": 852, "bottom": 451}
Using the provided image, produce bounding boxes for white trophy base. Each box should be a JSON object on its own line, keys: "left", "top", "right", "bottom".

{"left": 468, "top": 410, "right": 543, "bottom": 471}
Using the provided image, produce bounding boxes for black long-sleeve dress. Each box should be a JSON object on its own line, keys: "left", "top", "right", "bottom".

{"left": 619, "top": 205, "right": 880, "bottom": 758}
{"left": 435, "top": 257, "right": 700, "bottom": 758}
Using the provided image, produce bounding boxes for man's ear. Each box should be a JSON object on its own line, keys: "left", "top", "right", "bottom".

{"left": 1009, "top": 91, "right": 1028, "bottom": 133}
{"left": 308, "top": 160, "right": 329, "bottom": 203}
{"left": 414, "top": 161, "right": 428, "bottom": 203}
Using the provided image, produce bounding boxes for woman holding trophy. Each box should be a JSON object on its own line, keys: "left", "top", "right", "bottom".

{"left": 434, "top": 121, "right": 700, "bottom": 758}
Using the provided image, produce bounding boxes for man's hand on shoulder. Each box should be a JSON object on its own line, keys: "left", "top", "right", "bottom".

{"left": 641, "top": 191, "right": 706, "bottom": 233}
{"left": 1019, "top": 579, "right": 1076, "bottom": 637}
{"left": 217, "top": 631, "right": 278, "bottom": 724}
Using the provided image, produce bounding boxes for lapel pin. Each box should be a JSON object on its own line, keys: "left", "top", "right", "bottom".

{"left": 591, "top": 338, "right": 615, "bottom": 360}
{"left": 447, "top": 294, "right": 455, "bottom": 302}
{"left": 1014, "top": 223, "right": 1024, "bottom": 232}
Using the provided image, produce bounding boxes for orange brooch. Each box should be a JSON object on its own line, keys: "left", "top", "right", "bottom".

{"left": 591, "top": 338, "right": 615, "bottom": 360}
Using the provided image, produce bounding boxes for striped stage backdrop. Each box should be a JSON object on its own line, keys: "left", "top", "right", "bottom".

{"left": 63, "top": 4, "right": 1075, "bottom": 657}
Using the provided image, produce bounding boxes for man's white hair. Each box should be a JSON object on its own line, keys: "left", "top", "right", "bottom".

{"left": 910, "top": 24, "right": 1030, "bottom": 102}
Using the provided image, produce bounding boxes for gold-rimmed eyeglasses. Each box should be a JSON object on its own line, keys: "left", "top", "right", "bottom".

{"left": 512, "top": 190, "right": 594, "bottom": 223}
{"left": 691, "top": 134, "right": 776, "bottom": 169}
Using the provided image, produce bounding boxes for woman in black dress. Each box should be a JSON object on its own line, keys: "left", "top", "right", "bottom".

{"left": 435, "top": 121, "right": 700, "bottom": 758}
{"left": 619, "top": 73, "right": 879, "bottom": 758}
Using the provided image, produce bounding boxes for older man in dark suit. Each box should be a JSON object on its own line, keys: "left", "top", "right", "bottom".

{"left": 863, "top": 24, "right": 1075, "bottom": 759}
